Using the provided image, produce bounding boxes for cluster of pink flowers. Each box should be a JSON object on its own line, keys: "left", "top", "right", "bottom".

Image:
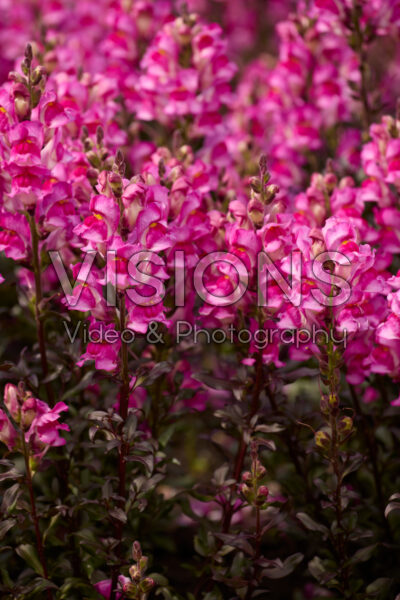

{"left": 0, "top": 384, "right": 68, "bottom": 457}
{"left": 0, "top": 0, "right": 399, "bottom": 415}
{"left": 1, "top": 1, "right": 400, "bottom": 598}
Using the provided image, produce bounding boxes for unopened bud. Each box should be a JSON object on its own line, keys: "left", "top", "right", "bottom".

{"left": 129, "top": 565, "right": 141, "bottom": 582}
{"left": 158, "top": 158, "right": 166, "bottom": 179}
{"left": 31, "top": 66, "right": 45, "bottom": 86}
{"left": 248, "top": 197, "right": 265, "bottom": 227}
{"left": 248, "top": 207, "right": 264, "bottom": 228}
{"left": 86, "top": 167, "right": 99, "bottom": 184}
{"left": 122, "top": 581, "right": 137, "bottom": 596}
{"left": 264, "top": 184, "right": 279, "bottom": 203}
{"left": 139, "top": 578, "right": 155, "bottom": 593}
{"left": 14, "top": 94, "right": 30, "bottom": 120}
{"left": 21, "top": 394, "right": 38, "bottom": 428}
{"left": 256, "top": 485, "right": 269, "bottom": 504}
{"left": 258, "top": 485, "right": 269, "bottom": 496}
{"left": 328, "top": 394, "right": 339, "bottom": 410}
{"left": 96, "top": 125, "right": 104, "bottom": 147}
{"left": 338, "top": 416, "right": 353, "bottom": 433}
{"left": 249, "top": 177, "right": 262, "bottom": 194}
{"left": 132, "top": 541, "right": 142, "bottom": 561}
{"left": 25, "top": 43, "right": 33, "bottom": 63}
{"left": 86, "top": 151, "right": 101, "bottom": 169}
{"left": 8, "top": 71, "right": 26, "bottom": 85}
{"left": 320, "top": 395, "right": 329, "bottom": 415}
{"left": 4, "top": 384, "right": 20, "bottom": 421}
{"left": 238, "top": 483, "right": 250, "bottom": 497}
{"left": 259, "top": 154, "right": 268, "bottom": 175}
{"left": 139, "top": 556, "right": 148, "bottom": 572}
{"left": 109, "top": 171, "right": 123, "bottom": 197}
{"left": 254, "top": 462, "right": 266, "bottom": 479}
{"left": 242, "top": 471, "right": 252, "bottom": 483}
{"left": 315, "top": 430, "right": 330, "bottom": 449}
{"left": 324, "top": 172, "right": 337, "bottom": 192}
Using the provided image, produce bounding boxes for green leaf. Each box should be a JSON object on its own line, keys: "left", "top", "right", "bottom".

{"left": 297, "top": 512, "right": 329, "bottom": 535}
{"left": 1, "top": 483, "right": 21, "bottom": 513}
{"left": 109, "top": 507, "right": 127, "bottom": 523}
{"left": 0, "top": 518, "right": 16, "bottom": 540}
{"left": 61, "top": 371, "right": 94, "bottom": 401}
{"left": 308, "top": 556, "right": 336, "bottom": 585}
{"left": 148, "top": 573, "right": 168, "bottom": 586}
{"left": 255, "top": 423, "right": 285, "bottom": 433}
{"left": 16, "top": 544, "right": 44, "bottom": 576}
{"left": 262, "top": 553, "right": 303, "bottom": 579}
{"left": 43, "top": 514, "right": 61, "bottom": 544}
{"left": 385, "top": 494, "right": 400, "bottom": 518}
{"left": 366, "top": 578, "right": 392, "bottom": 596}
{"left": 347, "top": 544, "right": 377, "bottom": 566}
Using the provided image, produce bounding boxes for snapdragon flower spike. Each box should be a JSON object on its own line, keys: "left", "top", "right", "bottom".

{"left": 0, "top": 0, "right": 399, "bottom": 424}
{"left": 136, "top": 15, "right": 237, "bottom": 131}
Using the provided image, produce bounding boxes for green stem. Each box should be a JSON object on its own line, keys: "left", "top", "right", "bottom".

{"left": 110, "top": 293, "right": 130, "bottom": 600}
{"left": 349, "top": 384, "right": 392, "bottom": 539}
{"left": 28, "top": 213, "right": 54, "bottom": 406}
{"left": 353, "top": 5, "right": 372, "bottom": 134}
{"left": 21, "top": 432, "right": 53, "bottom": 600}
{"left": 118, "top": 293, "right": 129, "bottom": 498}
{"left": 244, "top": 506, "right": 262, "bottom": 600}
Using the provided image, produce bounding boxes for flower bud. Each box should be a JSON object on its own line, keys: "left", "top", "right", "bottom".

{"left": 24, "top": 43, "right": 33, "bottom": 63}
{"left": 132, "top": 541, "right": 142, "bottom": 561}
{"left": 109, "top": 171, "right": 123, "bottom": 198}
{"left": 31, "top": 66, "right": 45, "bottom": 86}
{"left": 139, "top": 578, "right": 155, "bottom": 593}
{"left": 86, "top": 168, "right": 99, "bottom": 185}
{"left": 255, "top": 485, "right": 269, "bottom": 506}
{"left": 43, "top": 49, "right": 58, "bottom": 74}
{"left": 315, "top": 430, "right": 330, "bottom": 450}
{"left": 238, "top": 482, "right": 250, "bottom": 498}
{"left": 14, "top": 93, "right": 30, "bottom": 121}
{"left": 320, "top": 395, "right": 329, "bottom": 416}
{"left": 248, "top": 197, "right": 265, "bottom": 227}
{"left": 258, "top": 485, "right": 269, "bottom": 497}
{"left": 263, "top": 184, "right": 280, "bottom": 204}
{"left": 324, "top": 172, "right": 337, "bottom": 193}
{"left": 338, "top": 416, "right": 353, "bottom": 434}
{"left": 8, "top": 71, "right": 26, "bottom": 84}
{"left": 4, "top": 384, "right": 20, "bottom": 421}
{"left": 86, "top": 151, "right": 101, "bottom": 169}
{"left": 0, "top": 410, "right": 17, "bottom": 450}
{"left": 136, "top": 8, "right": 153, "bottom": 36}
{"left": 129, "top": 565, "right": 141, "bottom": 582}
{"left": 122, "top": 581, "right": 137, "bottom": 596}
{"left": 139, "top": 556, "right": 148, "bottom": 572}
{"left": 328, "top": 394, "right": 339, "bottom": 411}
{"left": 21, "top": 394, "right": 39, "bottom": 428}
{"left": 242, "top": 471, "right": 252, "bottom": 483}
{"left": 250, "top": 177, "right": 262, "bottom": 194}
{"left": 259, "top": 153, "right": 267, "bottom": 169}
{"left": 96, "top": 125, "right": 104, "bottom": 147}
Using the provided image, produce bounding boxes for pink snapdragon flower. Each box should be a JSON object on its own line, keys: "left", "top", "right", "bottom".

{"left": 1, "top": 384, "right": 69, "bottom": 456}
{"left": 94, "top": 575, "right": 129, "bottom": 599}
{"left": 25, "top": 401, "right": 69, "bottom": 454}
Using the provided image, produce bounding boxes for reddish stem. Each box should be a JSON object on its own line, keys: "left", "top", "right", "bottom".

{"left": 22, "top": 434, "right": 53, "bottom": 600}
